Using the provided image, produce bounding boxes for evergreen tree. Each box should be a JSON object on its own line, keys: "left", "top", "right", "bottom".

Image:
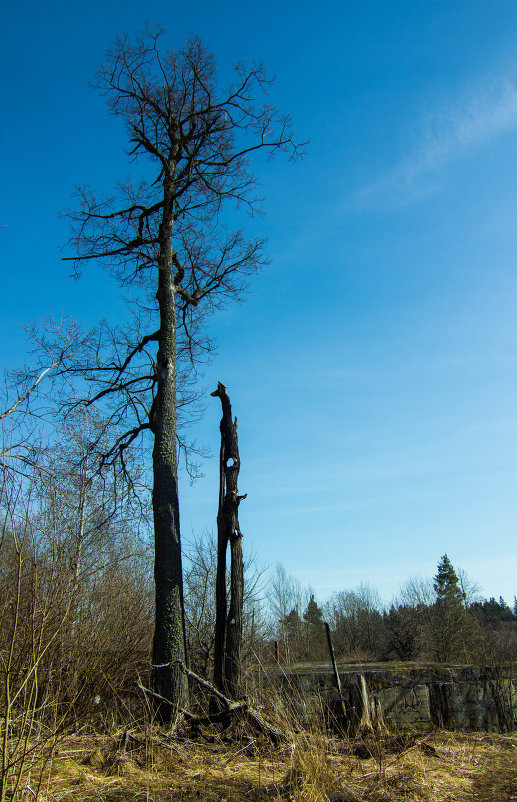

{"left": 281, "top": 608, "right": 303, "bottom": 640}
{"left": 302, "top": 595, "right": 326, "bottom": 659}
{"left": 483, "top": 598, "right": 502, "bottom": 621}
{"left": 433, "top": 555, "right": 463, "bottom": 604}
{"left": 498, "top": 597, "right": 514, "bottom": 621}
{"left": 303, "top": 595, "right": 324, "bottom": 627}
{"left": 431, "top": 555, "right": 481, "bottom": 662}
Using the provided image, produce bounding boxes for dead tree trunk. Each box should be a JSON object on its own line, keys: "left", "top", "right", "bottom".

{"left": 225, "top": 516, "right": 244, "bottom": 697}
{"left": 211, "top": 382, "right": 246, "bottom": 698}
{"left": 324, "top": 621, "right": 348, "bottom": 723}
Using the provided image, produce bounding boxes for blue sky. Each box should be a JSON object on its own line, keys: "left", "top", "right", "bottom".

{"left": 2, "top": 0, "right": 517, "bottom": 608}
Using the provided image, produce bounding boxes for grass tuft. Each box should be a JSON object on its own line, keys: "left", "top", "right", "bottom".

{"left": 6, "top": 727, "right": 514, "bottom": 801}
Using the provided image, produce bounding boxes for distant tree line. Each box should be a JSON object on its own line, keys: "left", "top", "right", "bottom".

{"left": 1, "top": 366, "right": 515, "bottom": 734}
{"left": 269, "top": 555, "right": 517, "bottom": 666}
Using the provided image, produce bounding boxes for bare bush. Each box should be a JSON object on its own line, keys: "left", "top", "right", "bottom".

{"left": 183, "top": 531, "right": 268, "bottom": 692}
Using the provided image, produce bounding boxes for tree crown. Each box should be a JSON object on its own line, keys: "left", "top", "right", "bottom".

{"left": 55, "top": 29, "right": 303, "bottom": 481}
{"left": 303, "top": 594, "right": 323, "bottom": 626}
{"left": 433, "top": 554, "right": 463, "bottom": 604}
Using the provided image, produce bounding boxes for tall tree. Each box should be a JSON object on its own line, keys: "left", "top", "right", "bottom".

{"left": 433, "top": 554, "right": 463, "bottom": 604}
{"left": 431, "top": 555, "right": 481, "bottom": 662}
{"left": 303, "top": 594, "right": 325, "bottom": 656}
{"left": 59, "top": 28, "right": 301, "bottom": 717}
{"left": 303, "top": 594, "right": 323, "bottom": 628}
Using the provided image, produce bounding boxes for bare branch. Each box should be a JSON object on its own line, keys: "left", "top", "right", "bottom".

{"left": 0, "top": 363, "right": 58, "bottom": 420}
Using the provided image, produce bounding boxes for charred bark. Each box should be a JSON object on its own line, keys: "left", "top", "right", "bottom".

{"left": 150, "top": 190, "right": 188, "bottom": 720}
{"left": 211, "top": 382, "right": 246, "bottom": 698}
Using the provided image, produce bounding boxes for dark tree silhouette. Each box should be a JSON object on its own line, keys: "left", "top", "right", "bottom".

{"left": 211, "top": 382, "right": 246, "bottom": 698}
{"left": 59, "top": 28, "right": 302, "bottom": 717}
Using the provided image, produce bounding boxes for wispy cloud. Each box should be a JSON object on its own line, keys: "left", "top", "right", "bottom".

{"left": 353, "top": 72, "right": 517, "bottom": 209}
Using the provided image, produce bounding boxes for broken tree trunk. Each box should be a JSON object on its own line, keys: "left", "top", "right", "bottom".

{"left": 324, "top": 621, "right": 348, "bottom": 723}
{"left": 176, "top": 661, "right": 286, "bottom": 743}
{"left": 211, "top": 382, "right": 247, "bottom": 699}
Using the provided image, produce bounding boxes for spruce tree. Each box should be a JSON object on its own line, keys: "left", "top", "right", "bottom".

{"left": 431, "top": 555, "right": 481, "bottom": 662}
{"left": 281, "top": 608, "right": 303, "bottom": 639}
{"left": 433, "top": 554, "right": 463, "bottom": 604}
{"left": 303, "top": 595, "right": 324, "bottom": 627}
{"left": 302, "top": 595, "right": 325, "bottom": 659}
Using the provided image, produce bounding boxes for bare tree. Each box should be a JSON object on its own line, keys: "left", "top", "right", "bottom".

{"left": 1, "top": 318, "right": 85, "bottom": 477}
{"left": 325, "top": 584, "right": 384, "bottom": 659}
{"left": 269, "top": 564, "right": 312, "bottom": 626}
{"left": 183, "top": 530, "right": 268, "bottom": 685}
{"left": 269, "top": 564, "right": 312, "bottom": 661}
{"left": 456, "top": 567, "right": 482, "bottom": 611}
{"left": 57, "top": 28, "right": 302, "bottom": 717}
{"left": 397, "top": 576, "right": 436, "bottom": 608}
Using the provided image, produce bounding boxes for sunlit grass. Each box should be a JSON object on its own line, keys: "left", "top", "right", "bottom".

{"left": 6, "top": 727, "right": 514, "bottom": 802}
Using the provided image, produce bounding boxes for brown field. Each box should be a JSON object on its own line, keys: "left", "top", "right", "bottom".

{"left": 10, "top": 727, "right": 517, "bottom": 802}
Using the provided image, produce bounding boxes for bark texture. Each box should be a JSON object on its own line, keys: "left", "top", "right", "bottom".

{"left": 150, "top": 198, "right": 188, "bottom": 717}
{"left": 211, "top": 382, "right": 246, "bottom": 698}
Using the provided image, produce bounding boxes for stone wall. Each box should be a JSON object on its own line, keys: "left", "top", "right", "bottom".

{"left": 269, "top": 662, "right": 517, "bottom": 733}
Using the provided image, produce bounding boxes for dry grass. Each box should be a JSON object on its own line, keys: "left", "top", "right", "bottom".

{"left": 7, "top": 726, "right": 516, "bottom": 802}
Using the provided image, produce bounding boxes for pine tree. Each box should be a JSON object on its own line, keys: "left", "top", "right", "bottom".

{"left": 433, "top": 555, "right": 463, "bottom": 604}
{"left": 281, "top": 608, "right": 303, "bottom": 639}
{"left": 303, "top": 595, "right": 324, "bottom": 627}
{"left": 498, "top": 597, "right": 514, "bottom": 621}
{"left": 431, "top": 555, "right": 481, "bottom": 662}
{"left": 301, "top": 595, "right": 325, "bottom": 660}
